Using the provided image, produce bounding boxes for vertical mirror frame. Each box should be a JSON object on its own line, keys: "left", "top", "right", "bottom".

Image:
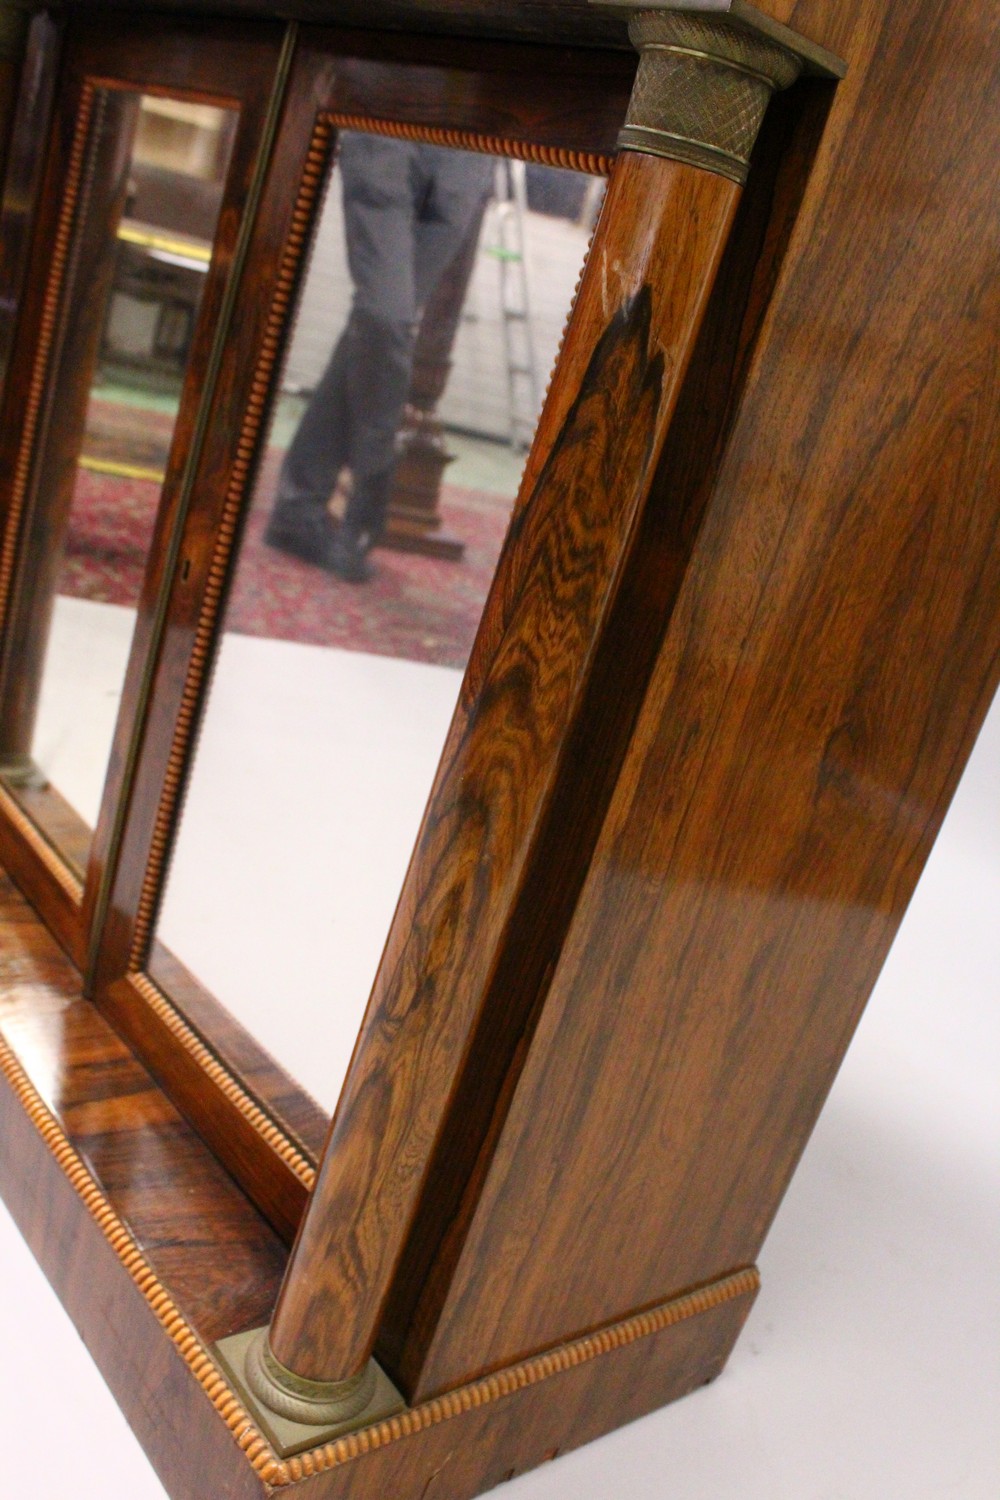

{"left": 0, "top": 13, "right": 286, "bottom": 966}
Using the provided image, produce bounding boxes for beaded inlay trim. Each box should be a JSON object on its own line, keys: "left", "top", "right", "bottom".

{"left": 275, "top": 1264, "right": 758, "bottom": 1483}
{"left": 0, "top": 1012, "right": 758, "bottom": 1487}
{"left": 129, "top": 972, "right": 317, "bottom": 1189}
{"left": 325, "top": 114, "right": 613, "bottom": 176}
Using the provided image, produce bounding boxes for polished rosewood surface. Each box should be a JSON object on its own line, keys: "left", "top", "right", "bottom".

{"left": 0, "top": 871, "right": 288, "bottom": 1341}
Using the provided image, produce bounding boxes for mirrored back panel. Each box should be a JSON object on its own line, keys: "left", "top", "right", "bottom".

{"left": 149, "top": 129, "right": 602, "bottom": 1114}
{"left": 0, "top": 86, "right": 237, "bottom": 875}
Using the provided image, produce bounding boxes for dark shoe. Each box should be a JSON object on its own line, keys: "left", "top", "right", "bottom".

{"left": 342, "top": 466, "right": 394, "bottom": 546}
{"left": 264, "top": 503, "right": 338, "bottom": 570}
{"left": 330, "top": 523, "right": 372, "bottom": 583}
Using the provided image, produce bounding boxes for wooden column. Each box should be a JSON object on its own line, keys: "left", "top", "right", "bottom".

{"left": 225, "top": 4, "right": 842, "bottom": 1450}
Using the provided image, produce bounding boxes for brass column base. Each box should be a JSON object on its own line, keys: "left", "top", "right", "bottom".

{"left": 213, "top": 1328, "right": 406, "bottom": 1459}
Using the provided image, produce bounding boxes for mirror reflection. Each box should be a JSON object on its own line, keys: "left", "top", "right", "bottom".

{"left": 152, "top": 134, "right": 602, "bottom": 1112}
{"left": 2, "top": 90, "right": 235, "bottom": 872}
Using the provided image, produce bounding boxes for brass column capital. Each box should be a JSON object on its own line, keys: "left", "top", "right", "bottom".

{"left": 596, "top": 1, "right": 845, "bottom": 184}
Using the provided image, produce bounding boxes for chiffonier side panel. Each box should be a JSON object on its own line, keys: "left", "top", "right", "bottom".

{"left": 404, "top": 0, "right": 1000, "bottom": 1394}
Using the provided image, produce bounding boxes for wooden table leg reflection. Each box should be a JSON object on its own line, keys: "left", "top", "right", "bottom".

{"left": 382, "top": 194, "right": 490, "bottom": 560}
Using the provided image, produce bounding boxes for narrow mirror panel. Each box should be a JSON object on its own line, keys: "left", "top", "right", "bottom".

{"left": 0, "top": 89, "right": 236, "bottom": 875}
{"left": 151, "top": 134, "right": 601, "bottom": 1113}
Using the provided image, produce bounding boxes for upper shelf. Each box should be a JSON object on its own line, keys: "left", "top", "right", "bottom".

{"left": 58, "top": 0, "right": 845, "bottom": 75}
{"left": 60, "top": 0, "right": 636, "bottom": 51}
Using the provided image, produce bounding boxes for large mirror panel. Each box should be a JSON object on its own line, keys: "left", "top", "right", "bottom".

{"left": 151, "top": 131, "right": 601, "bottom": 1113}
{"left": 0, "top": 88, "right": 236, "bottom": 875}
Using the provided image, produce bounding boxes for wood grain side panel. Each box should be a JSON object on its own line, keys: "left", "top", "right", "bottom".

{"left": 379, "top": 80, "right": 835, "bottom": 1394}
{"left": 408, "top": 0, "right": 1000, "bottom": 1393}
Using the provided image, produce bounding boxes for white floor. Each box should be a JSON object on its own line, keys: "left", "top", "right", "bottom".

{"left": 2, "top": 599, "right": 997, "bottom": 1498}
{"left": 32, "top": 594, "right": 137, "bottom": 826}
{"left": 33, "top": 597, "right": 465, "bottom": 1109}
{"left": 157, "top": 626, "right": 462, "bottom": 1109}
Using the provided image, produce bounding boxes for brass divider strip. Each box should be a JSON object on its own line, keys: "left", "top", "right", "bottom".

{"left": 0, "top": 80, "right": 97, "bottom": 637}
{"left": 0, "top": 1012, "right": 759, "bottom": 1488}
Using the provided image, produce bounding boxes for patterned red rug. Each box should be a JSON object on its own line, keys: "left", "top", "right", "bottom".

{"left": 61, "top": 443, "right": 513, "bottom": 670}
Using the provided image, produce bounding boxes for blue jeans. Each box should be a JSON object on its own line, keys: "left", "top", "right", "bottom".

{"left": 276, "top": 134, "right": 493, "bottom": 536}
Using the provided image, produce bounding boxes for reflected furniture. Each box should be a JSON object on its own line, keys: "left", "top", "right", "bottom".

{"left": 0, "top": 1, "right": 998, "bottom": 1497}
